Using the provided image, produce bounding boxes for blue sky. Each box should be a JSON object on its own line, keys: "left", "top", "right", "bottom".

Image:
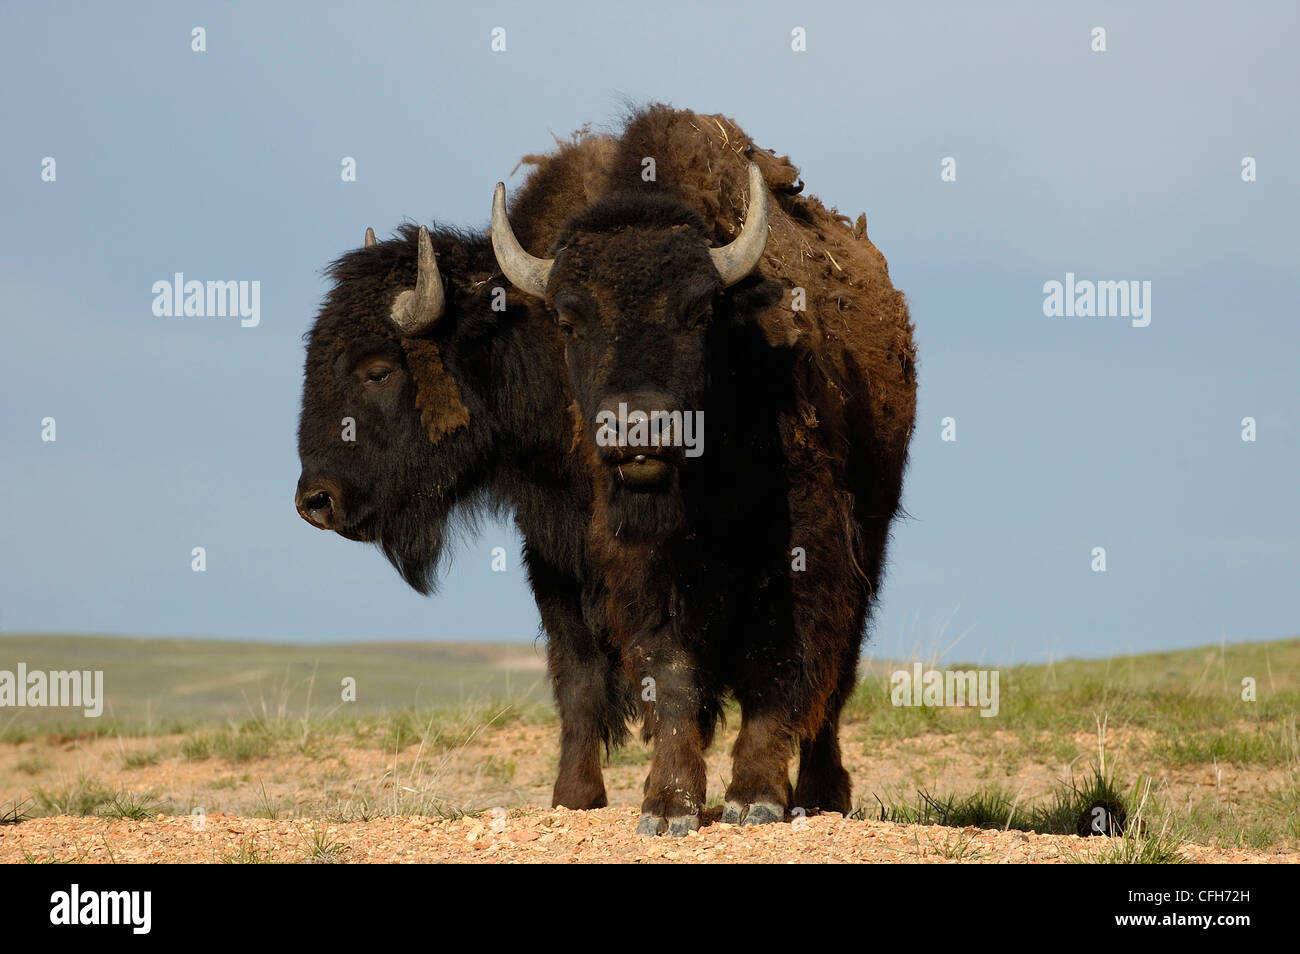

{"left": 1, "top": 1, "right": 1296, "bottom": 664}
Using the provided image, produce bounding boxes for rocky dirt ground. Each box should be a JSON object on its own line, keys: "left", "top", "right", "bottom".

{"left": 4, "top": 807, "right": 1289, "bottom": 864}
{"left": 2, "top": 721, "right": 1295, "bottom": 863}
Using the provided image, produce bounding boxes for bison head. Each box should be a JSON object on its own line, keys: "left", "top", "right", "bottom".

{"left": 296, "top": 225, "right": 496, "bottom": 593}
{"left": 491, "top": 164, "right": 772, "bottom": 538}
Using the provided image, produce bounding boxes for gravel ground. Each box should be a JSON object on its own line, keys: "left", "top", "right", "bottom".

{"left": 2, "top": 808, "right": 1294, "bottom": 864}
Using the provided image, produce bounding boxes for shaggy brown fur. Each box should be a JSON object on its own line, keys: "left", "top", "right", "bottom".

{"left": 614, "top": 106, "right": 917, "bottom": 449}
{"left": 510, "top": 106, "right": 916, "bottom": 834}
{"left": 403, "top": 338, "right": 471, "bottom": 443}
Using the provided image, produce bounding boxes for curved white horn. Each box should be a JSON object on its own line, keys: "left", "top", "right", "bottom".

{"left": 390, "top": 226, "right": 445, "bottom": 335}
{"left": 364, "top": 227, "right": 377, "bottom": 248}
{"left": 709, "top": 163, "right": 770, "bottom": 286}
{"left": 491, "top": 182, "right": 553, "bottom": 299}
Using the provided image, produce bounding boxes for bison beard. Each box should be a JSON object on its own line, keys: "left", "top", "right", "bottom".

{"left": 494, "top": 105, "right": 917, "bottom": 835}
{"left": 372, "top": 485, "right": 448, "bottom": 597}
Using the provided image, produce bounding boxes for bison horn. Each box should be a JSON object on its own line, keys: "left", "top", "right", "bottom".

{"left": 709, "top": 163, "right": 770, "bottom": 287}
{"left": 390, "top": 225, "right": 445, "bottom": 335}
{"left": 491, "top": 182, "right": 553, "bottom": 299}
{"left": 364, "top": 227, "right": 377, "bottom": 248}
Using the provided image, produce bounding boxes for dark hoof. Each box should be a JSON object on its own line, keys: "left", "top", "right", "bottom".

{"left": 636, "top": 813, "right": 700, "bottom": 837}
{"left": 551, "top": 791, "right": 608, "bottom": 811}
{"left": 741, "top": 802, "right": 784, "bottom": 826}
{"left": 667, "top": 815, "right": 700, "bottom": 837}
{"left": 792, "top": 780, "right": 852, "bottom": 817}
{"left": 636, "top": 813, "right": 666, "bottom": 836}
{"left": 721, "top": 800, "right": 785, "bottom": 826}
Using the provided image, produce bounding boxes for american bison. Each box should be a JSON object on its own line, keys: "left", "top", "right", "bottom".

{"left": 492, "top": 106, "right": 917, "bottom": 835}
{"left": 294, "top": 136, "right": 635, "bottom": 810}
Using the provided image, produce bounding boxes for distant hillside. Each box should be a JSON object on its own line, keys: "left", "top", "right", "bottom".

{"left": 1, "top": 633, "right": 1296, "bottom": 736}
{"left": 0, "top": 635, "right": 551, "bottom": 734}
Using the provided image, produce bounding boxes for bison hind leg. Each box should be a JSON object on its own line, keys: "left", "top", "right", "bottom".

{"left": 792, "top": 659, "right": 859, "bottom": 816}
{"left": 793, "top": 728, "right": 853, "bottom": 816}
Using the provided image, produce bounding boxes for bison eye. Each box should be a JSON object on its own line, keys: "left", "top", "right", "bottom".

{"left": 359, "top": 359, "right": 398, "bottom": 385}
{"left": 557, "top": 315, "right": 578, "bottom": 338}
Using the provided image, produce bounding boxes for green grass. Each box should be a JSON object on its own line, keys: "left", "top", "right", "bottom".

{"left": 2, "top": 798, "right": 32, "bottom": 825}
{"left": 0, "top": 634, "right": 554, "bottom": 737}
{"left": 252, "top": 781, "right": 288, "bottom": 820}
{"left": 22, "top": 851, "right": 73, "bottom": 864}
{"left": 342, "top": 702, "right": 555, "bottom": 752}
{"left": 30, "top": 775, "right": 161, "bottom": 820}
{"left": 874, "top": 786, "right": 1020, "bottom": 830}
{"left": 1151, "top": 718, "right": 1298, "bottom": 767}
{"left": 874, "top": 719, "right": 1139, "bottom": 832}
{"left": 869, "top": 769, "right": 1126, "bottom": 836}
{"left": 1084, "top": 802, "right": 1187, "bottom": 865}
{"left": 181, "top": 722, "right": 277, "bottom": 762}
{"left": 32, "top": 775, "right": 116, "bottom": 816}
{"left": 846, "top": 671, "right": 1300, "bottom": 745}
{"left": 842, "top": 640, "right": 1300, "bottom": 851}
{"left": 1159, "top": 766, "right": 1300, "bottom": 849}
{"left": 220, "top": 837, "right": 280, "bottom": 864}
{"left": 99, "top": 790, "right": 162, "bottom": 821}
{"left": 869, "top": 720, "right": 1194, "bottom": 862}
{"left": 121, "top": 749, "right": 163, "bottom": 769}
{"left": 302, "top": 826, "right": 349, "bottom": 864}
{"left": 1088, "top": 833, "right": 1186, "bottom": 864}
{"left": 920, "top": 829, "right": 988, "bottom": 862}
{"left": 169, "top": 700, "right": 552, "bottom": 770}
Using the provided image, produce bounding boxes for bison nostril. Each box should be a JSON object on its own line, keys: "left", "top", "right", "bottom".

{"left": 303, "top": 491, "right": 335, "bottom": 529}
{"left": 296, "top": 478, "right": 344, "bottom": 530}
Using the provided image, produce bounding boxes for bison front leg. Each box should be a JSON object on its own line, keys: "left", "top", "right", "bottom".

{"left": 634, "top": 640, "right": 709, "bottom": 836}
{"left": 722, "top": 706, "right": 796, "bottom": 826}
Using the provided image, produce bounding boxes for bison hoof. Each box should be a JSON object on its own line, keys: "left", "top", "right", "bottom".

{"left": 636, "top": 813, "right": 700, "bottom": 837}
{"left": 668, "top": 814, "right": 700, "bottom": 837}
{"left": 722, "top": 800, "right": 785, "bottom": 826}
{"left": 636, "top": 813, "right": 665, "bottom": 836}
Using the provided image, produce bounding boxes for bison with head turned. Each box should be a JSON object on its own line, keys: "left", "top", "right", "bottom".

{"left": 492, "top": 106, "right": 917, "bottom": 835}
{"left": 294, "top": 137, "right": 634, "bottom": 810}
